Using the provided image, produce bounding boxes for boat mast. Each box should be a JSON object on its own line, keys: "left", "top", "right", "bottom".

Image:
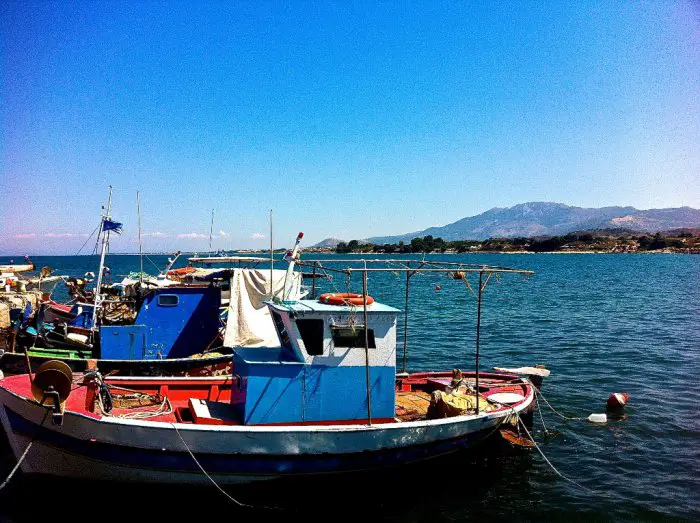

{"left": 92, "top": 185, "right": 113, "bottom": 331}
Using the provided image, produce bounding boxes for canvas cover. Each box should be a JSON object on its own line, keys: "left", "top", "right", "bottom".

{"left": 223, "top": 269, "right": 303, "bottom": 348}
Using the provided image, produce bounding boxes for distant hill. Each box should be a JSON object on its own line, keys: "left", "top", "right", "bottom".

{"left": 312, "top": 238, "right": 344, "bottom": 248}
{"left": 366, "top": 202, "right": 700, "bottom": 243}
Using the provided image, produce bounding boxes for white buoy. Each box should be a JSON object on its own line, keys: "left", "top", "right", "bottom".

{"left": 588, "top": 413, "right": 607, "bottom": 423}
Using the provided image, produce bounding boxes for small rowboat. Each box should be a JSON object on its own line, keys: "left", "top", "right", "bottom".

{"left": 0, "top": 263, "right": 34, "bottom": 274}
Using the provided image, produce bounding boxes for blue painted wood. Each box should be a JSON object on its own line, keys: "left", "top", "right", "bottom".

{"left": 68, "top": 303, "right": 95, "bottom": 329}
{"left": 135, "top": 287, "right": 222, "bottom": 359}
{"left": 234, "top": 349, "right": 395, "bottom": 424}
{"left": 94, "top": 286, "right": 222, "bottom": 361}
{"left": 100, "top": 325, "right": 148, "bottom": 359}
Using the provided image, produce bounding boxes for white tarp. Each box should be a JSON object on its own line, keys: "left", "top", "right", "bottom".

{"left": 223, "top": 269, "right": 303, "bottom": 348}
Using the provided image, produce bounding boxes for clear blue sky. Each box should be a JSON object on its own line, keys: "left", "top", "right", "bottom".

{"left": 1, "top": 1, "right": 698, "bottom": 255}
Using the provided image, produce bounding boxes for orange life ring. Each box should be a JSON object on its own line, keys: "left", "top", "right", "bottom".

{"left": 318, "top": 292, "right": 375, "bottom": 306}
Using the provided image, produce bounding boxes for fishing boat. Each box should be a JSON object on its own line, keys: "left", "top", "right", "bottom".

{"left": 0, "top": 257, "right": 35, "bottom": 275}
{"left": 1, "top": 259, "right": 65, "bottom": 296}
{"left": 1, "top": 263, "right": 67, "bottom": 353}
{"left": 0, "top": 259, "right": 542, "bottom": 484}
{"left": 0, "top": 191, "right": 304, "bottom": 377}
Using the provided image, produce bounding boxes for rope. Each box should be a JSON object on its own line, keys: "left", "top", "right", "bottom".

{"left": 533, "top": 386, "right": 586, "bottom": 421}
{"left": 0, "top": 406, "right": 51, "bottom": 492}
{"left": 514, "top": 410, "right": 596, "bottom": 494}
{"left": 144, "top": 254, "right": 164, "bottom": 274}
{"left": 171, "top": 423, "right": 279, "bottom": 510}
{"left": 535, "top": 395, "right": 551, "bottom": 435}
{"left": 95, "top": 383, "right": 173, "bottom": 420}
{"left": 76, "top": 223, "right": 101, "bottom": 255}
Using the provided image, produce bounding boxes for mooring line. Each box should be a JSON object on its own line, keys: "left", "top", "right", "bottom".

{"left": 0, "top": 408, "right": 50, "bottom": 492}
{"left": 171, "top": 423, "right": 279, "bottom": 510}
{"left": 513, "top": 410, "right": 596, "bottom": 494}
{"left": 533, "top": 386, "right": 587, "bottom": 421}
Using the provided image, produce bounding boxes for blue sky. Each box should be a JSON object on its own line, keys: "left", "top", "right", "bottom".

{"left": 1, "top": 1, "right": 698, "bottom": 254}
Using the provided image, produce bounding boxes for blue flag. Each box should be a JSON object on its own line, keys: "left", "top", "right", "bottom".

{"left": 103, "top": 219, "right": 123, "bottom": 234}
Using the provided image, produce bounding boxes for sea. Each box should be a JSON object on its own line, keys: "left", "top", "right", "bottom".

{"left": 0, "top": 253, "right": 697, "bottom": 522}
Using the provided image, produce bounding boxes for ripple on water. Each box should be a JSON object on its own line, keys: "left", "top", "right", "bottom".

{"left": 0, "top": 252, "right": 697, "bottom": 521}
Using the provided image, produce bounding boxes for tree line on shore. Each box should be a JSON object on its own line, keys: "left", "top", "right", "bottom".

{"left": 334, "top": 230, "right": 700, "bottom": 254}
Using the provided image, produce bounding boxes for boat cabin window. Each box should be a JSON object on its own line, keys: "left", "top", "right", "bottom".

{"left": 270, "top": 310, "right": 293, "bottom": 351}
{"left": 158, "top": 294, "right": 179, "bottom": 307}
{"left": 296, "top": 319, "right": 324, "bottom": 355}
{"left": 331, "top": 326, "right": 376, "bottom": 349}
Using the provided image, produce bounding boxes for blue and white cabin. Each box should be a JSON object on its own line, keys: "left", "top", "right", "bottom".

{"left": 232, "top": 299, "right": 400, "bottom": 425}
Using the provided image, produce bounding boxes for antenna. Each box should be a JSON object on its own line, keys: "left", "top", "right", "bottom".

{"left": 209, "top": 208, "right": 214, "bottom": 254}
{"left": 270, "top": 209, "right": 274, "bottom": 298}
{"left": 137, "top": 191, "right": 143, "bottom": 283}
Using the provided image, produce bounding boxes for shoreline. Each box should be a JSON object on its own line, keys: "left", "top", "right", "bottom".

{"left": 2, "top": 249, "right": 697, "bottom": 258}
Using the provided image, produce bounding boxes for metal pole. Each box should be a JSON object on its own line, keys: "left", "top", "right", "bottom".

{"left": 92, "top": 185, "right": 113, "bottom": 331}
{"left": 363, "top": 267, "right": 372, "bottom": 425}
{"left": 269, "top": 209, "right": 273, "bottom": 298}
{"left": 311, "top": 262, "right": 317, "bottom": 299}
{"left": 402, "top": 270, "right": 410, "bottom": 374}
{"left": 475, "top": 270, "right": 483, "bottom": 414}
{"left": 209, "top": 209, "right": 214, "bottom": 254}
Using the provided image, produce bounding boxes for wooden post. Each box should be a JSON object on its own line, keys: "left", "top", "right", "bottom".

{"left": 23, "top": 346, "right": 33, "bottom": 387}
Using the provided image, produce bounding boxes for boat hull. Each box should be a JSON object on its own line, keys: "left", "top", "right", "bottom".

{"left": 0, "top": 383, "right": 532, "bottom": 485}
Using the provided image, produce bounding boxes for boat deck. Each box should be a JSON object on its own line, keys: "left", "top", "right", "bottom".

{"left": 0, "top": 371, "right": 531, "bottom": 426}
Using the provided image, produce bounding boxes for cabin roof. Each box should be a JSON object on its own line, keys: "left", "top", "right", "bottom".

{"left": 268, "top": 299, "right": 400, "bottom": 314}
{"left": 188, "top": 256, "right": 269, "bottom": 264}
{"left": 234, "top": 346, "right": 303, "bottom": 364}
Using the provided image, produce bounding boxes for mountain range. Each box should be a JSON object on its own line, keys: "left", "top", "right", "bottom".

{"left": 357, "top": 202, "right": 700, "bottom": 244}
{"left": 310, "top": 238, "right": 343, "bottom": 248}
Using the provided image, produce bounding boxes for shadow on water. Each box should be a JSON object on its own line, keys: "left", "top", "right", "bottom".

{"left": 0, "top": 435, "right": 544, "bottom": 523}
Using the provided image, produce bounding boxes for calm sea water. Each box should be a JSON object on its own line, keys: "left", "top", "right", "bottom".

{"left": 0, "top": 253, "right": 698, "bottom": 522}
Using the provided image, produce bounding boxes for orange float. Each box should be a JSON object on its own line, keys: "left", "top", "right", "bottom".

{"left": 167, "top": 267, "right": 196, "bottom": 276}
{"left": 318, "top": 292, "right": 375, "bottom": 306}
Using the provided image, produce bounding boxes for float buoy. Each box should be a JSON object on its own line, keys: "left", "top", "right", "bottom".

{"left": 318, "top": 293, "right": 374, "bottom": 306}
{"left": 435, "top": 285, "right": 441, "bottom": 291}
{"left": 606, "top": 392, "right": 629, "bottom": 410}
{"left": 588, "top": 413, "right": 607, "bottom": 423}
